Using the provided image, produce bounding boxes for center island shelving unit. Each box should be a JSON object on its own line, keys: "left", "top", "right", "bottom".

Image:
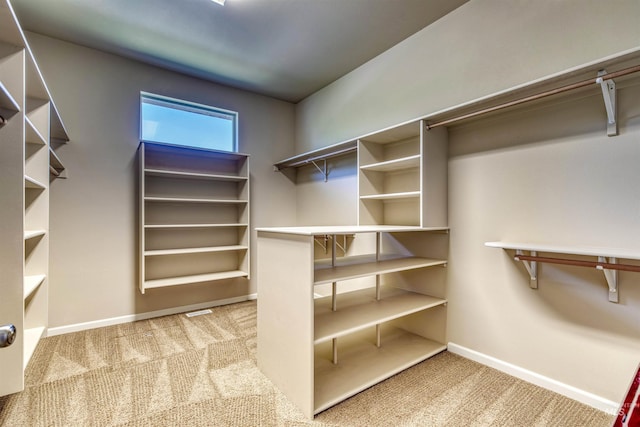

{"left": 256, "top": 224, "right": 449, "bottom": 419}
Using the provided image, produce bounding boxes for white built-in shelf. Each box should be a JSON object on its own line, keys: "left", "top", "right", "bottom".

{"left": 145, "top": 223, "right": 248, "bottom": 229}
{"left": 255, "top": 225, "right": 445, "bottom": 236}
{"left": 0, "top": 81, "right": 20, "bottom": 113}
{"left": 24, "top": 117, "right": 46, "bottom": 145}
{"left": 274, "top": 139, "right": 357, "bottom": 171}
{"left": 23, "top": 274, "right": 45, "bottom": 300}
{"left": 359, "top": 191, "right": 421, "bottom": 201}
{"left": 144, "top": 245, "right": 248, "bottom": 256}
{"left": 144, "top": 168, "right": 247, "bottom": 181}
{"left": 144, "top": 196, "right": 248, "bottom": 204}
{"left": 24, "top": 175, "right": 46, "bottom": 190}
{"left": 143, "top": 196, "right": 248, "bottom": 204}
{"left": 485, "top": 241, "right": 640, "bottom": 260}
{"left": 23, "top": 326, "right": 46, "bottom": 369}
{"left": 314, "top": 325, "right": 446, "bottom": 415}
{"left": 314, "top": 256, "right": 446, "bottom": 285}
{"left": 24, "top": 230, "right": 46, "bottom": 240}
{"left": 359, "top": 154, "right": 421, "bottom": 172}
{"left": 486, "top": 241, "right": 640, "bottom": 303}
{"left": 314, "top": 286, "right": 446, "bottom": 344}
{"left": 144, "top": 270, "right": 249, "bottom": 289}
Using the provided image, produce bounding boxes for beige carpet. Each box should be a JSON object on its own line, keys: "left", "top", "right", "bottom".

{"left": 0, "top": 301, "right": 614, "bottom": 426}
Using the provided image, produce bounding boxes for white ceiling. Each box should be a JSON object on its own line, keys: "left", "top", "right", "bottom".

{"left": 11, "top": 0, "right": 468, "bottom": 103}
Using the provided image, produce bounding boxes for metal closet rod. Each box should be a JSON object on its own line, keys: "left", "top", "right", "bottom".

{"left": 426, "top": 64, "right": 640, "bottom": 129}
{"left": 514, "top": 254, "right": 640, "bottom": 273}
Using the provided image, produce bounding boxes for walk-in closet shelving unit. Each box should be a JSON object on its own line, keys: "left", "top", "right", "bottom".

{"left": 139, "top": 141, "right": 250, "bottom": 293}
{"left": 257, "top": 225, "right": 449, "bottom": 418}
{"left": 0, "top": 0, "right": 69, "bottom": 397}
{"left": 358, "top": 120, "right": 447, "bottom": 227}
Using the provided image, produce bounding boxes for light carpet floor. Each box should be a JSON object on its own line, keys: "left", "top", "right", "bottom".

{"left": 0, "top": 300, "right": 614, "bottom": 426}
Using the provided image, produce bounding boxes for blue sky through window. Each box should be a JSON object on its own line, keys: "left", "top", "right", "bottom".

{"left": 141, "top": 93, "right": 237, "bottom": 152}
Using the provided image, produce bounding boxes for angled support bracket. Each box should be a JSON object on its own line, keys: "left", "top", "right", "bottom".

{"left": 597, "top": 256, "right": 618, "bottom": 303}
{"left": 515, "top": 250, "right": 538, "bottom": 289}
{"left": 310, "top": 159, "right": 328, "bottom": 182}
{"left": 596, "top": 70, "right": 617, "bottom": 137}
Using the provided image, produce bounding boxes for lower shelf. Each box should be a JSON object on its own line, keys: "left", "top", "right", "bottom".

{"left": 23, "top": 326, "right": 46, "bottom": 369}
{"left": 144, "top": 270, "right": 248, "bottom": 289}
{"left": 314, "top": 325, "right": 446, "bottom": 415}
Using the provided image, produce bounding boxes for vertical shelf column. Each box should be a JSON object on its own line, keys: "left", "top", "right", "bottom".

{"left": 0, "top": 38, "right": 26, "bottom": 396}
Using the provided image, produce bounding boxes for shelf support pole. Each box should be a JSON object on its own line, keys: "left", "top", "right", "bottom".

{"left": 332, "top": 338, "right": 338, "bottom": 364}
{"left": 596, "top": 70, "right": 617, "bottom": 137}
{"left": 332, "top": 235, "right": 337, "bottom": 311}
{"left": 514, "top": 250, "right": 538, "bottom": 289}
{"left": 597, "top": 256, "right": 619, "bottom": 303}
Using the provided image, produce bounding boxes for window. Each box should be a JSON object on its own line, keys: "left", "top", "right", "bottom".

{"left": 140, "top": 92, "right": 238, "bottom": 152}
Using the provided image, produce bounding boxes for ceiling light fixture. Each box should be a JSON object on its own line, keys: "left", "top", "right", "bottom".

{"left": 211, "top": 0, "right": 225, "bottom": 5}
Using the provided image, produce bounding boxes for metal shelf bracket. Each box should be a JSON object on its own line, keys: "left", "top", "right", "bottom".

{"left": 311, "top": 159, "right": 328, "bottom": 182}
{"left": 596, "top": 69, "right": 617, "bottom": 137}
{"left": 514, "top": 250, "right": 538, "bottom": 289}
{"left": 597, "top": 256, "right": 618, "bottom": 303}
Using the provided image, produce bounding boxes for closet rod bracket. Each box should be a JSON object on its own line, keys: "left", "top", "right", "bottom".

{"left": 514, "top": 250, "right": 538, "bottom": 289}
{"left": 596, "top": 70, "right": 617, "bottom": 137}
{"left": 597, "top": 256, "right": 618, "bottom": 303}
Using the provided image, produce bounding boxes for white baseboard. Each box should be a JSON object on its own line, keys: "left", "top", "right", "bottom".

{"left": 46, "top": 294, "right": 257, "bottom": 337}
{"left": 447, "top": 342, "right": 619, "bottom": 415}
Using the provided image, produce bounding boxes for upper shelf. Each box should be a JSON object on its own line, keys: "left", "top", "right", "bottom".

{"left": 485, "top": 241, "right": 640, "bottom": 260}
{"left": 273, "top": 139, "right": 356, "bottom": 171}
{"left": 360, "top": 154, "right": 420, "bottom": 172}
{"left": 144, "top": 168, "right": 247, "bottom": 181}
{"left": 256, "top": 225, "right": 448, "bottom": 236}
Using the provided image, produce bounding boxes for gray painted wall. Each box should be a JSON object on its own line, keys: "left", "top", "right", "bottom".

{"left": 294, "top": 0, "right": 640, "bottom": 405}
{"left": 27, "top": 33, "right": 297, "bottom": 329}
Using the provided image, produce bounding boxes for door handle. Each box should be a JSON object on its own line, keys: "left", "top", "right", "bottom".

{"left": 0, "top": 324, "right": 17, "bottom": 348}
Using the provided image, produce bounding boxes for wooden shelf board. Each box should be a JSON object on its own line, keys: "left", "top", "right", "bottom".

{"left": 144, "top": 245, "right": 248, "bottom": 256}
{"left": 24, "top": 117, "right": 46, "bottom": 145}
{"left": 141, "top": 140, "right": 249, "bottom": 159}
{"left": 0, "top": 81, "right": 20, "bottom": 113}
{"left": 256, "top": 225, "right": 447, "bottom": 236}
{"left": 314, "top": 326, "right": 446, "bottom": 414}
{"left": 360, "top": 191, "right": 420, "bottom": 201}
{"left": 24, "top": 229, "right": 46, "bottom": 240}
{"left": 145, "top": 168, "right": 247, "bottom": 181}
{"left": 24, "top": 274, "right": 46, "bottom": 300}
{"left": 360, "top": 154, "right": 421, "bottom": 172}
{"left": 314, "top": 256, "right": 446, "bottom": 285}
{"left": 144, "top": 270, "right": 248, "bottom": 289}
{"left": 145, "top": 223, "right": 248, "bottom": 229}
{"left": 144, "top": 196, "right": 247, "bottom": 204}
{"left": 23, "top": 326, "right": 46, "bottom": 369}
{"left": 274, "top": 139, "right": 357, "bottom": 170}
{"left": 314, "top": 287, "right": 446, "bottom": 344}
{"left": 24, "top": 175, "right": 46, "bottom": 190}
{"left": 485, "top": 241, "right": 640, "bottom": 260}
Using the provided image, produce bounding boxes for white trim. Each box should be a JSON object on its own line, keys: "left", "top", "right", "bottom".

{"left": 447, "top": 342, "right": 619, "bottom": 415}
{"left": 45, "top": 294, "right": 257, "bottom": 337}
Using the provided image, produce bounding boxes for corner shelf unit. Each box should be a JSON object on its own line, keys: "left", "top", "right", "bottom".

{"left": 1, "top": 0, "right": 69, "bottom": 398}
{"left": 486, "top": 241, "right": 640, "bottom": 303}
{"left": 358, "top": 120, "right": 448, "bottom": 227}
{"left": 257, "top": 225, "right": 448, "bottom": 418}
{"left": 139, "top": 141, "right": 250, "bottom": 293}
